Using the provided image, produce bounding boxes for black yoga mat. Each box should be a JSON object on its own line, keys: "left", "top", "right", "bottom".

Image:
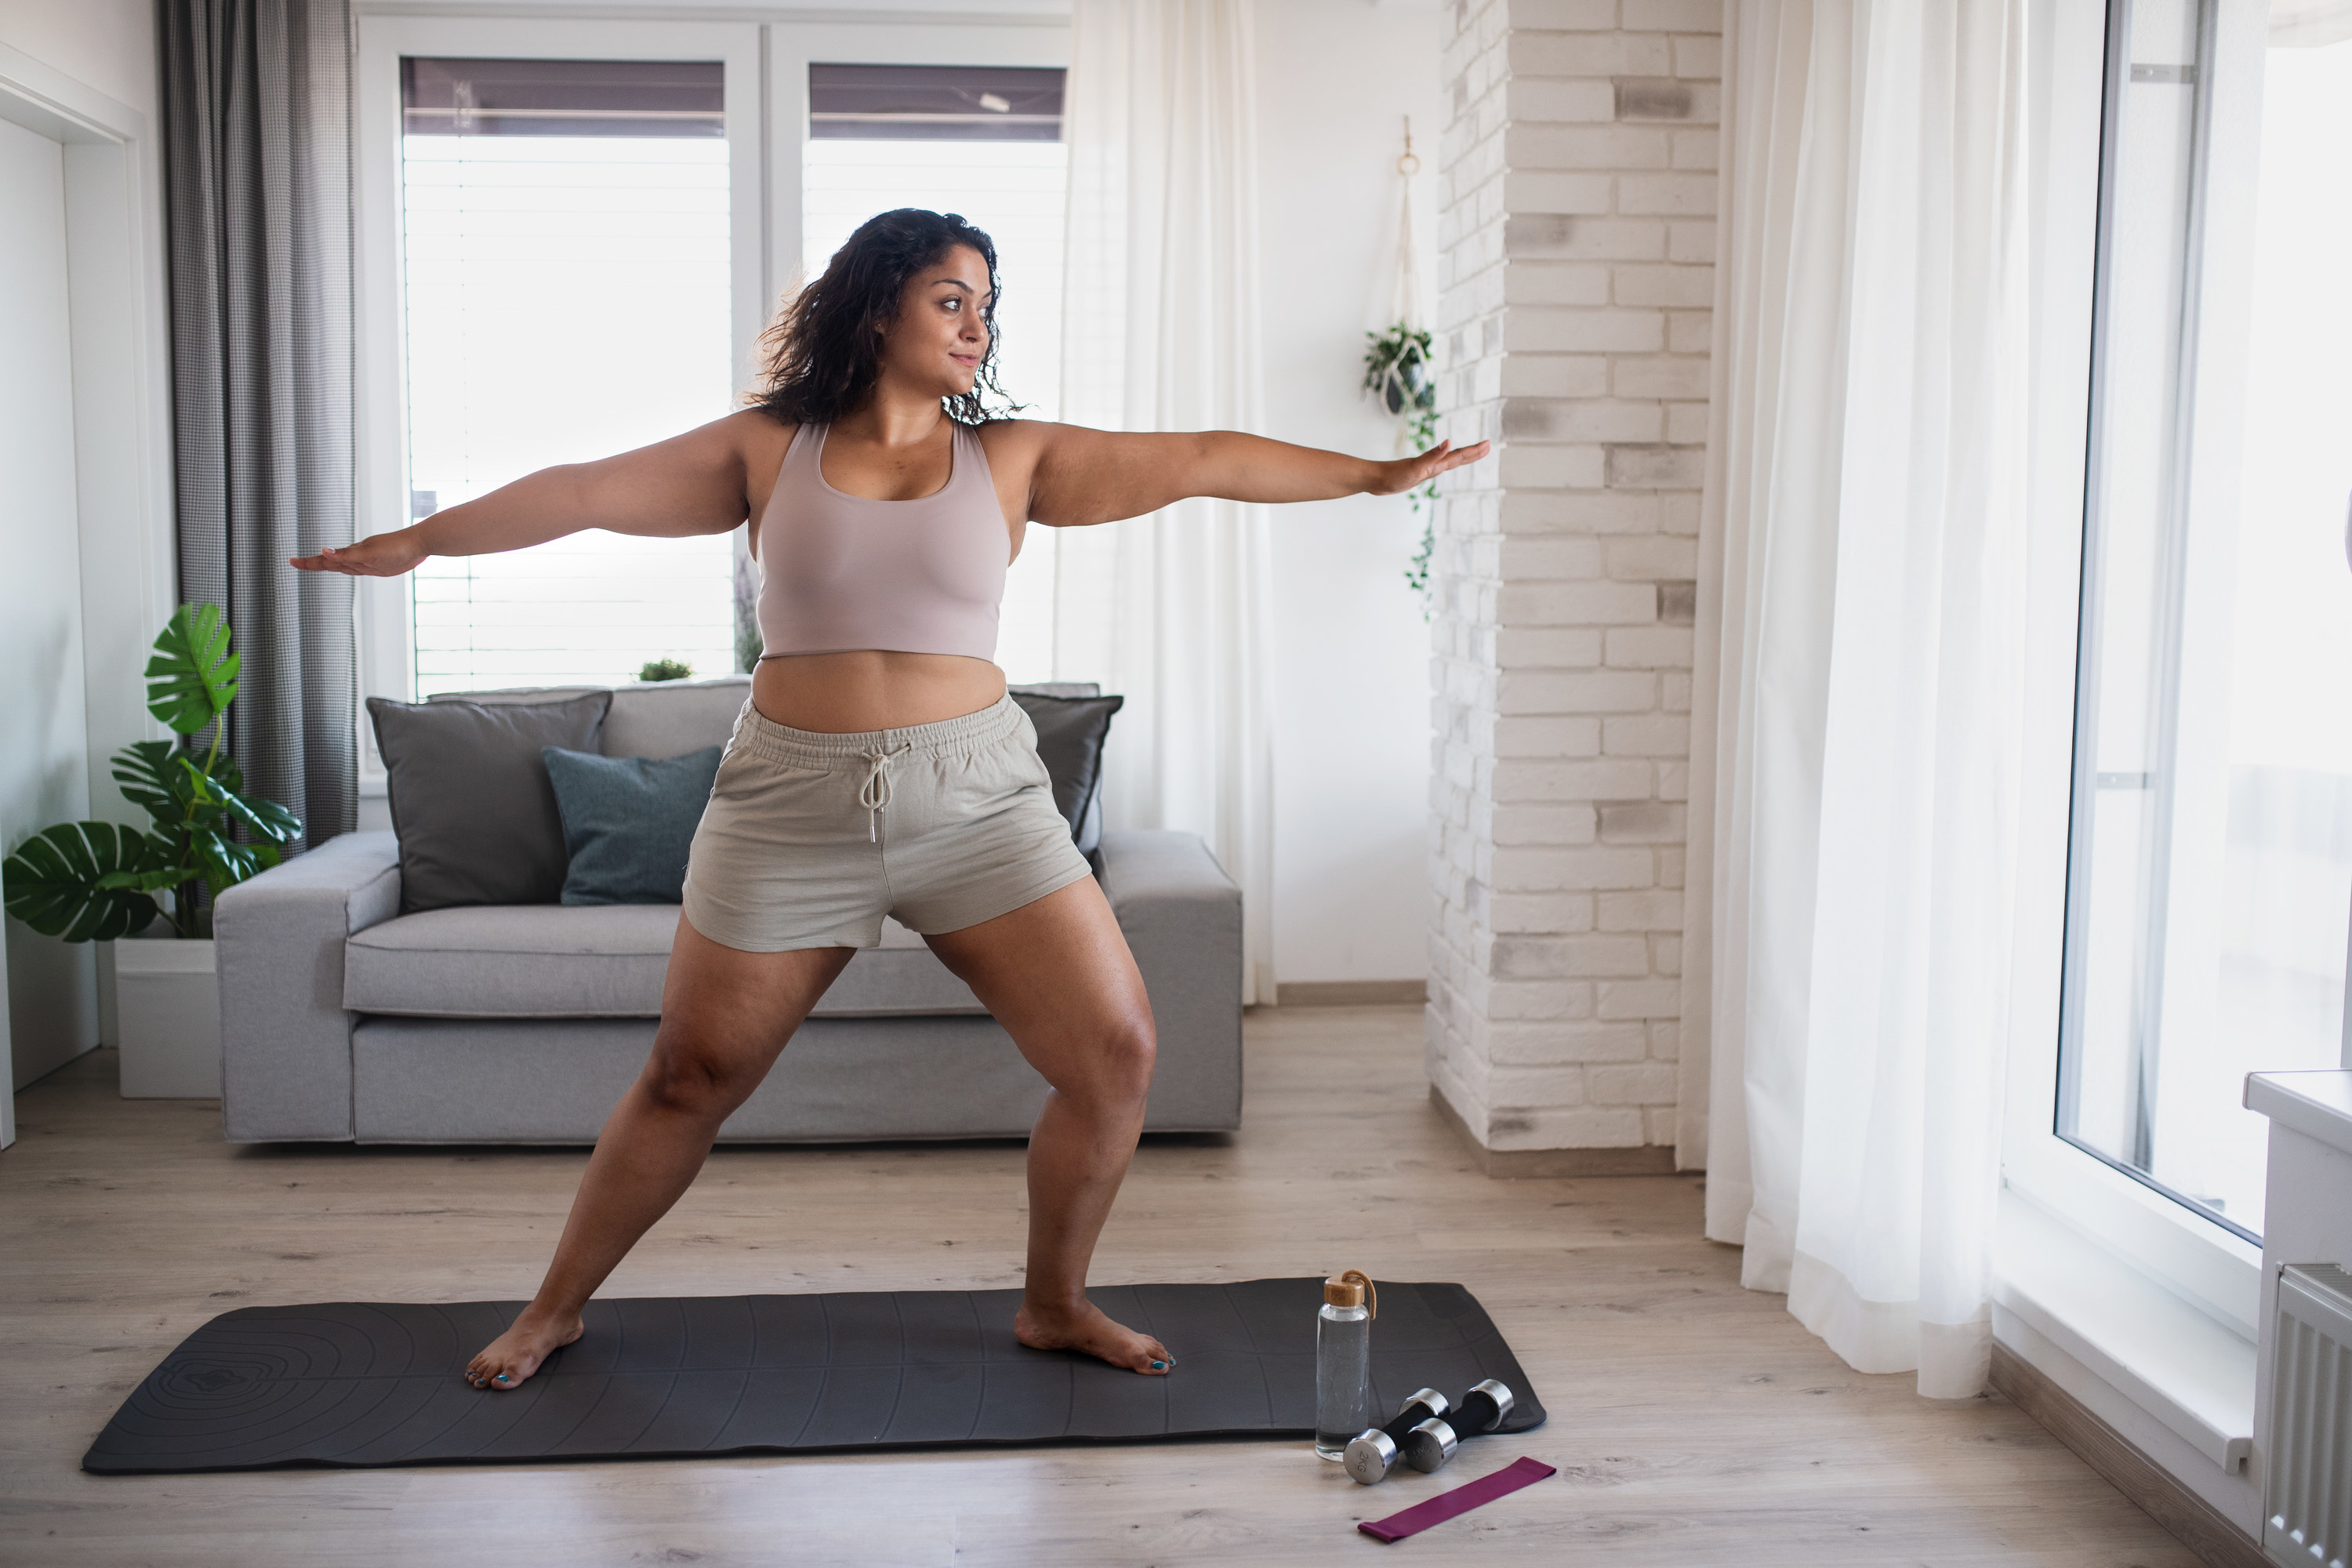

{"left": 85, "top": 1278, "right": 1544, "bottom": 1475}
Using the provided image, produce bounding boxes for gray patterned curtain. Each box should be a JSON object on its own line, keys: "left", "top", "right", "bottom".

{"left": 158, "top": 0, "right": 358, "bottom": 847}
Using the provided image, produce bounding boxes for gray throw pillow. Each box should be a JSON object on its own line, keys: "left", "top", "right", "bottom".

{"left": 1007, "top": 688, "right": 1123, "bottom": 856}
{"left": 366, "top": 691, "right": 611, "bottom": 913}
{"left": 541, "top": 744, "right": 724, "bottom": 906}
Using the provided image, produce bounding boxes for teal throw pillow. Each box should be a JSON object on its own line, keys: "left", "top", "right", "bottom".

{"left": 540, "top": 744, "right": 724, "bottom": 906}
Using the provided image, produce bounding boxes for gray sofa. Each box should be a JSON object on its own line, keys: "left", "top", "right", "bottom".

{"left": 214, "top": 676, "right": 1243, "bottom": 1144}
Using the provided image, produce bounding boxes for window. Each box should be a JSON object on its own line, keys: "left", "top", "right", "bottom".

{"left": 353, "top": 20, "right": 1068, "bottom": 740}
{"left": 399, "top": 56, "right": 737, "bottom": 694}
{"left": 2056, "top": 0, "right": 2352, "bottom": 1244}
{"left": 801, "top": 64, "right": 1068, "bottom": 685}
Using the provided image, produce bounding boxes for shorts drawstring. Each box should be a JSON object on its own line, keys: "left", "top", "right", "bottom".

{"left": 858, "top": 748, "right": 902, "bottom": 842}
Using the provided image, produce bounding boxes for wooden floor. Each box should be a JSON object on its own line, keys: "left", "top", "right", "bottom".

{"left": 1, "top": 1004, "right": 2193, "bottom": 1567}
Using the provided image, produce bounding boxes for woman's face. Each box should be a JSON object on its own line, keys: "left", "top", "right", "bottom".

{"left": 878, "top": 244, "right": 993, "bottom": 399}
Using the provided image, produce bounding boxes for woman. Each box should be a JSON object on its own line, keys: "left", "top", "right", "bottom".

{"left": 295, "top": 209, "right": 1487, "bottom": 1389}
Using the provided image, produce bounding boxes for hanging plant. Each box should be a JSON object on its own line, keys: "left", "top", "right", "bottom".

{"left": 1364, "top": 320, "right": 1441, "bottom": 601}
{"left": 1363, "top": 321, "right": 1439, "bottom": 443}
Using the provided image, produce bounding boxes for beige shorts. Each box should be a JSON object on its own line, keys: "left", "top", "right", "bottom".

{"left": 680, "top": 694, "right": 1094, "bottom": 953}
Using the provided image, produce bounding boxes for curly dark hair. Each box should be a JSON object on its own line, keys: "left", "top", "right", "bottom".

{"left": 746, "top": 209, "right": 1014, "bottom": 427}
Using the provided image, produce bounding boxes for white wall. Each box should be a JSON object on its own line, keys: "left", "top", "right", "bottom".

{"left": 0, "top": 0, "right": 156, "bottom": 118}
{"left": 1255, "top": 0, "right": 1446, "bottom": 986}
{"left": 0, "top": 110, "right": 98, "bottom": 1093}
{"left": 0, "top": 0, "right": 172, "bottom": 1114}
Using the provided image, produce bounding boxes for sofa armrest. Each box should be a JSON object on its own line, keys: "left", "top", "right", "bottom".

{"left": 216, "top": 831, "right": 401, "bottom": 1142}
{"left": 1096, "top": 829, "right": 1243, "bottom": 1128}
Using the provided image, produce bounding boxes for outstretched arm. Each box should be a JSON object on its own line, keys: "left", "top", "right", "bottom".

{"left": 290, "top": 412, "right": 769, "bottom": 576}
{"left": 1018, "top": 424, "right": 1490, "bottom": 528}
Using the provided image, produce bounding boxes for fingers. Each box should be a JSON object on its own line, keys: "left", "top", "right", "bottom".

{"left": 1429, "top": 439, "right": 1490, "bottom": 472}
{"left": 1399, "top": 439, "right": 1491, "bottom": 489}
{"left": 289, "top": 546, "right": 385, "bottom": 576}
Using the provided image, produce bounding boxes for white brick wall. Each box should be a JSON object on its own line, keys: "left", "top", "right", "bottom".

{"left": 1428, "top": 0, "right": 1718, "bottom": 1156}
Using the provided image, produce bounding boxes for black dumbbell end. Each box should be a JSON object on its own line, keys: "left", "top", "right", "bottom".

{"left": 1455, "top": 1377, "right": 1516, "bottom": 1436}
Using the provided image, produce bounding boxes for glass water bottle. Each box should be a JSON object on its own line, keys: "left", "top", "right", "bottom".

{"left": 1315, "top": 1269, "right": 1377, "bottom": 1459}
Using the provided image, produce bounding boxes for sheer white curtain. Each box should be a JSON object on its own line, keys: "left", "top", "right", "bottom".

{"left": 1055, "top": 0, "right": 1277, "bottom": 1004}
{"left": 1679, "top": 0, "right": 2031, "bottom": 1398}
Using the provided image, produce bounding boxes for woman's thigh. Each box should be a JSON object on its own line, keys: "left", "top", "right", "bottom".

{"left": 652, "top": 913, "right": 857, "bottom": 1082}
{"left": 920, "top": 877, "right": 1154, "bottom": 1093}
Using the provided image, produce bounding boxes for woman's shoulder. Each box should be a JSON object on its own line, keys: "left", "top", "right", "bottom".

{"left": 726, "top": 407, "right": 804, "bottom": 464}
{"left": 972, "top": 417, "right": 1063, "bottom": 458}
{"left": 731, "top": 406, "right": 800, "bottom": 439}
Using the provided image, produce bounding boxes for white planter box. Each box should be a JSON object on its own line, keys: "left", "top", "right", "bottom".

{"left": 114, "top": 935, "right": 220, "bottom": 1098}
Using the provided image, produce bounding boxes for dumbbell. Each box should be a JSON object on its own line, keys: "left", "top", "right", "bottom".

{"left": 1342, "top": 1388, "right": 1458, "bottom": 1485}
{"left": 1342, "top": 1380, "right": 1519, "bottom": 1486}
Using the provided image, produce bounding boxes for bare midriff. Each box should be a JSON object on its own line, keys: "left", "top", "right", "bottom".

{"left": 751, "top": 650, "right": 1007, "bottom": 735}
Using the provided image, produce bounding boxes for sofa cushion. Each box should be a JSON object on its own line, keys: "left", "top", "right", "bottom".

{"left": 543, "top": 744, "right": 724, "bottom": 906}
{"left": 343, "top": 905, "right": 985, "bottom": 1019}
{"left": 437, "top": 676, "right": 747, "bottom": 759}
{"left": 367, "top": 691, "right": 611, "bottom": 913}
{"left": 1007, "top": 688, "right": 1121, "bottom": 855}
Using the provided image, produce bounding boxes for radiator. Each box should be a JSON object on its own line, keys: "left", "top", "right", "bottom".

{"left": 2267, "top": 1264, "right": 2352, "bottom": 1568}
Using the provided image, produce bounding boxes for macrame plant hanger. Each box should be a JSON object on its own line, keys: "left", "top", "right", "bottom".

{"left": 1392, "top": 115, "right": 1422, "bottom": 340}
{"left": 1367, "top": 116, "right": 1433, "bottom": 459}
{"left": 1374, "top": 116, "right": 1442, "bottom": 604}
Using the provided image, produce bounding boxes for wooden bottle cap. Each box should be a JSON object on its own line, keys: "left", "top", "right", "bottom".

{"left": 1323, "top": 1269, "right": 1377, "bottom": 1316}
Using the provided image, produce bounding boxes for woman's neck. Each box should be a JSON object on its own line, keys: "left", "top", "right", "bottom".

{"left": 835, "top": 386, "right": 948, "bottom": 448}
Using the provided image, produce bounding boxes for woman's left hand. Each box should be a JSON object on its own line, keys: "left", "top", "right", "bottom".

{"left": 1366, "top": 438, "right": 1491, "bottom": 496}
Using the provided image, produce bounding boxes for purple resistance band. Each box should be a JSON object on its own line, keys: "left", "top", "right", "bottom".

{"left": 1356, "top": 1455, "right": 1558, "bottom": 1544}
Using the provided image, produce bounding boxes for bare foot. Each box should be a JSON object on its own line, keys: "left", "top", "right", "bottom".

{"left": 464, "top": 1306, "right": 583, "bottom": 1390}
{"left": 1014, "top": 1297, "right": 1174, "bottom": 1374}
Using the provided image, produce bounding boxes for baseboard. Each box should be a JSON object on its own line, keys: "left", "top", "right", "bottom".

{"left": 1428, "top": 1086, "right": 1679, "bottom": 1177}
{"left": 1989, "top": 1343, "right": 2267, "bottom": 1568}
{"left": 1275, "top": 980, "right": 1427, "bottom": 1007}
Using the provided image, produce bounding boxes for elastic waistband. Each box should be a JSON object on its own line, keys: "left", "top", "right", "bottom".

{"left": 728, "top": 692, "right": 1025, "bottom": 768}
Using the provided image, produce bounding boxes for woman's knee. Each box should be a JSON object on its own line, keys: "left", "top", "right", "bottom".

{"left": 1073, "top": 1014, "right": 1156, "bottom": 1107}
{"left": 639, "top": 1029, "right": 764, "bottom": 1121}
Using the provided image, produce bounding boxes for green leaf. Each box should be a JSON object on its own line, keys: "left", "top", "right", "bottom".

{"left": 112, "top": 739, "right": 192, "bottom": 829}
{"left": 191, "top": 828, "right": 268, "bottom": 898}
{"left": 144, "top": 603, "right": 240, "bottom": 736}
{"left": 2, "top": 822, "right": 163, "bottom": 942}
{"left": 215, "top": 783, "right": 303, "bottom": 846}
{"left": 174, "top": 756, "right": 234, "bottom": 829}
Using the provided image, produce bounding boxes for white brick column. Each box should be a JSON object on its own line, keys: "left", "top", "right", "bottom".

{"left": 1427, "top": 0, "right": 1719, "bottom": 1174}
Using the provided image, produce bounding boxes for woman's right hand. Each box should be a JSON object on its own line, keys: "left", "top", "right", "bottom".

{"left": 290, "top": 528, "right": 430, "bottom": 577}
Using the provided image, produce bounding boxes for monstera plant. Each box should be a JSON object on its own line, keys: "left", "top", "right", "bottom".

{"left": 2, "top": 604, "right": 303, "bottom": 942}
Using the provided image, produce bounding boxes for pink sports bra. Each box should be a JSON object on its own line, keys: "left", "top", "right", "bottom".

{"left": 754, "top": 420, "right": 1009, "bottom": 663}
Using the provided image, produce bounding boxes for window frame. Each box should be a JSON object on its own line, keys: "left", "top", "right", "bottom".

{"left": 2004, "top": 0, "right": 2273, "bottom": 1337}
{"left": 351, "top": 15, "right": 1070, "bottom": 779}
{"left": 352, "top": 14, "right": 766, "bottom": 761}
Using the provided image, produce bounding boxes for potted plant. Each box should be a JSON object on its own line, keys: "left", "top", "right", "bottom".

{"left": 2, "top": 604, "right": 303, "bottom": 1097}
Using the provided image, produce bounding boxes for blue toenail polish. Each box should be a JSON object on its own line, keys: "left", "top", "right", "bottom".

{"left": 1151, "top": 1360, "right": 1167, "bottom": 1369}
